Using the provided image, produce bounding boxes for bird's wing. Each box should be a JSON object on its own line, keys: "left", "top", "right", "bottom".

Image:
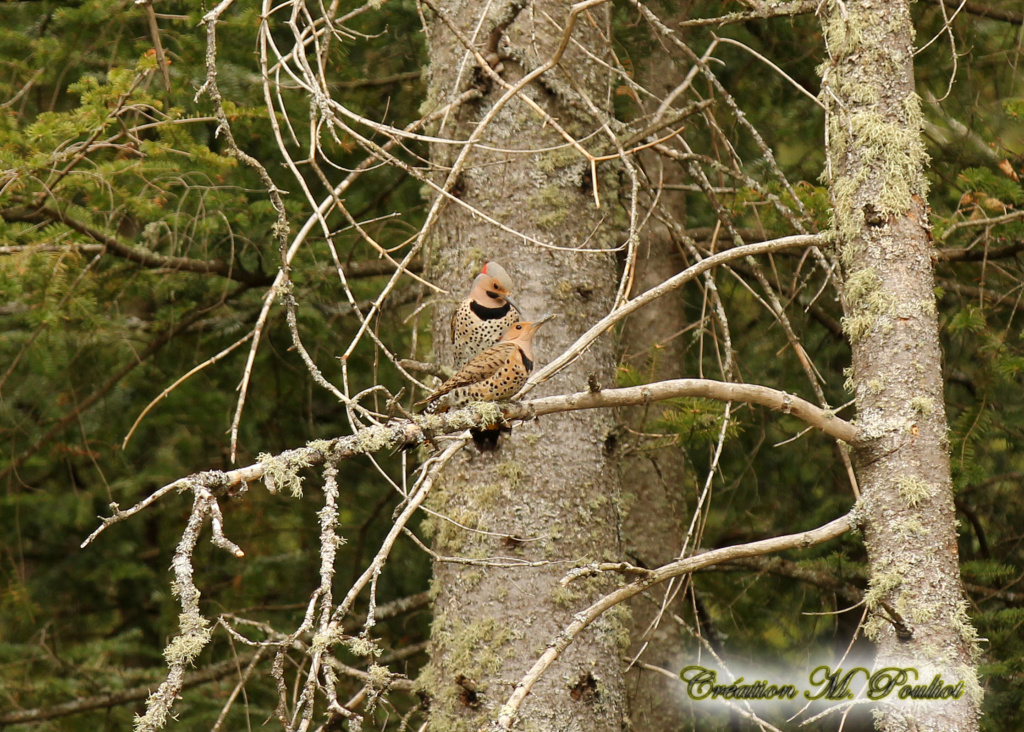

{"left": 439, "top": 342, "right": 514, "bottom": 392}
{"left": 416, "top": 343, "right": 515, "bottom": 406}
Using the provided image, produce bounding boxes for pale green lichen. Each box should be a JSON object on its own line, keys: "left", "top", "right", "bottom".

{"left": 345, "top": 633, "right": 382, "bottom": 658}
{"left": 950, "top": 598, "right": 983, "bottom": 660}
{"left": 842, "top": 312, "right": 875, "bottom": 343}
{"left": 843, "top": 365, "right": 855, "bottom": 393}
{"left": 536, "top": 147, "right": 581, "bottom": 174}
{"left": 820, "top": 0, "right": 930, "bottom": 239}
{"left": 473, "top": 482, "right": 503, "bottom": 507}
{"left": 306, "top": 438, "right": 334, "bottom": 454}
{"left": 461, "top": 569, "right": 484, "bottom": 589}
{"left": 537, "top": 210, "right": 569, "bottom": 230}
{"left": 844, "top": 268, "right": 879, "bottom": 308}
{"left": 436, "top": 401, "right": 504, "bottom": 432}
{"left": 429, "top": 505, "right": 480, "bottom": 553}
{"left": 530, "top": 185, "right": 573, "bottom": 230}
{"left": 163, "top": 614, "right": 212, "bottom": 664}
{"left": 908, "top": 601, "right": 938, "bottom": 625}
{"left": 354, "top": 427, "right": 392, "bottom": 455}
{"left": 435, "top": 617, "right": 519, "bottom": 678}
{"left": 366, "top": 663, "right": 391, "bottom": 690}
{"left": 863, "top": 615, "right": 884, "bottom": 641}
{"left": 868, "top": 288, "right": 897, "bottom": 317}
{"left": 600, "top": 601, "right": 633, "bottom": 652}
{"left": 311, "top": 627, "right": 345, "bottom": 652}
{"left": 831, "top": 107, "right": 928, "bottom": 237}
{"left": 587, "top": 491, "right": 609, "bottom": 514}
{"left": 555, "top": 279, "right": 576, "bottom": 300}
{"left": 893, "top": 516, "right": 926, "bottom": 537}
{"left": 960, "top": 666, "right": 985, "bottom": 707}
{"left": 418, "top": 413, "right": 446, "bottom": 431}
{"left": 473, "top": 400, "right": 503, "bottom": 424}
{"left": 840, "top": 272, "right": 897, "bottom": 344}
{"left": 497, "top": 461, "right": 524, "bottom": 492}
{"left": 821, "top": 7, "right": 863, "bottom": 57}
{"left": 894, "top": 474, "right": 933, "bottom": 507}
{"left": 850, "top": 108, "right": 923, "bottom": 205}
{"left": 911, "top": 396, "right": 935, "bottom": 415}
{"left": 864, "top": 571, "right": 901, "bottom": 610}
{"left": 259, "top": 451, "right": 311, "bottom": 497}
{"left": 552, "top": 585, "right": 581, "bottom": 608}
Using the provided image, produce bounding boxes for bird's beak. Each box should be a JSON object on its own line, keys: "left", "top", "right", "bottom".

{"left": 532, "top": 314, "right": 556, "bottom": 330}
{"left": 504, "top": 294, "right": 522, "bottom": 314}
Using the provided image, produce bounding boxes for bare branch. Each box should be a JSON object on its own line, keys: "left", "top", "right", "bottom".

{"left": 522, "top": 379, "right": 858, "bottom": 444}
{"left": 937, "top": 209, "right": 1024, "bottom": 243}
{"left": 938, "top": 240, "right": 1024, "bottom": 262}
{"left": 928, "top": 0, "right": 1023, "bottom": 24}
{"left": 123, "top": 332, "right": 255, "bottom": 450}
{"left": 495, "top": 512, "right": 858, "bottom": 729}
{"left": 677, "top": 0, "right": 818, "bottom": 27}
{"left": 525, "top": 234, "right": 826, "bottom": 392}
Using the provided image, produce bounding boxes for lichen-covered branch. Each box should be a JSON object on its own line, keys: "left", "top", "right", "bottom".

{"left": 83, "top": 375, "right": 858, "bottom": 549}
{"left": 134, "top": 491, "right": 217, "bottom": 732}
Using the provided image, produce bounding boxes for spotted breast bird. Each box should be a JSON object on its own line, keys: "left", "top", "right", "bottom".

{"left": 450, "top": 262, "right": 522, "bottom": 368}
{"left": 417, "top": 316, "right": 554, "bottom": 426}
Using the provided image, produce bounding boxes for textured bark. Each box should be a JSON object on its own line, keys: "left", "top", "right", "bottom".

{"left": 421, "top": 2, "right": 627, "bottom": 730}
{"left": 820, "top": 1, "right": 981, "bottom": 730}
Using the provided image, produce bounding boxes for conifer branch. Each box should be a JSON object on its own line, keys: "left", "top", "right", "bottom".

{"left": 0, "top": 657, "right": 253, "bottom": 725}
{"left": 0, "top": 284, "right": 250, "bottom": 484}
{"left": 2, "top": 205, "right": 272, "bottom": 285}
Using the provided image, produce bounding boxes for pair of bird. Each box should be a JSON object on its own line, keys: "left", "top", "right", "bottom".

{"left": 416, "top": 262, "right": 553, "bottom": 415}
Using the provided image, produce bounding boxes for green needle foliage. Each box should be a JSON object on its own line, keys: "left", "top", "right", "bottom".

{"left": 1, "top": 1, "right": 430, "bottom": 728}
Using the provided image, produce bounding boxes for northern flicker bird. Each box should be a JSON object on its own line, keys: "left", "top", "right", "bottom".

{"left": 417, "top": 315, "right": 554, "bottom": 415}
{"left": 450, "top": 262, "right": 522, "bottom": 368}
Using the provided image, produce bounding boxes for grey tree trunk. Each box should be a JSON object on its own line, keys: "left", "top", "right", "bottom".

{"left": 421, "top": 2, "right": 628, "bottom": 729}
{"left": 820, "top": 1, "right": 981, "bottom": 729}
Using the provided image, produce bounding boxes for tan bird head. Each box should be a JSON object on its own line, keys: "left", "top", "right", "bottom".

{"left": 470, "top": 262, "right": 518, "bottom": 310}
{"left": 498, "top": 314, "right": 555, "bottom": 363}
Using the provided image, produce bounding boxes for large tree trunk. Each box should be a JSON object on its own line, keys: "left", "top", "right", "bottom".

{"left": 820, "top": 1, "right": 981, "bottom": 729}
{"left": 421, "top": 2, "right": 628, "bottom": 729}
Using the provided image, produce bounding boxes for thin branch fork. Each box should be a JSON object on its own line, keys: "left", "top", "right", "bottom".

{"left": 524, "top": 233, "right": 826, "bottom": 393}
{"left": 495, "top": 511, "right": 858, "bottom": 729}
